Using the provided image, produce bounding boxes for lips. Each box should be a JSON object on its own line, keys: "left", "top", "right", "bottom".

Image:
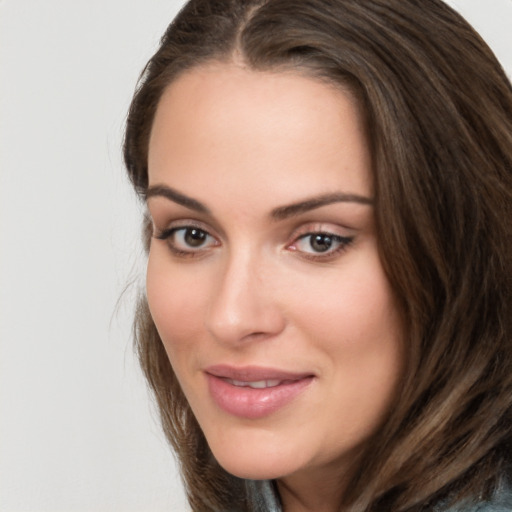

{"left": 205, "top": 365, "right": 314, "bottom": 419}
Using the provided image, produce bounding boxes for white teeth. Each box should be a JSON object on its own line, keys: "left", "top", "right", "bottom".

{"left": 263, "top": 379, "right": 281, "bottom": 388}
{"left": 229, "top": 379, "right": 282, "bottom": 389}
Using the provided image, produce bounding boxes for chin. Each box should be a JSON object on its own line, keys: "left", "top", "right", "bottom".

{"left": 215, "top": 452, "right": 295, "bottom": 481}
{"left": 204, "top": 426, "right": 305, "bottom": 481}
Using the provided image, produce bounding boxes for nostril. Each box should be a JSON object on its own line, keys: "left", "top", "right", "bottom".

{"left": 241, "top": 331, "right": 270, "bottom": 342}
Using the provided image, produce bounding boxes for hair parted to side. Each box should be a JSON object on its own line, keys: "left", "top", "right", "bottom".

{"left": 124, "top": 0, "right": 512, "bottom": 510}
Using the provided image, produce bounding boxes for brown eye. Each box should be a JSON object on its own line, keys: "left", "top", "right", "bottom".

{"left": 184, "top": 228, "right": 208, "bottom": 247}
{"left": 310, "top": 234, "right": 334, "bottom": 252}
{"left": 292, "top": 232, "right": 354, "bottom": 258}
{"left": 155, "top": 225, "right": 218, "bottom": 255}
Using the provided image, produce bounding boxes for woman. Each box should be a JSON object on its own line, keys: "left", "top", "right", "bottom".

{"left": 123, "top": 0, "right": 512, "bottom": 510}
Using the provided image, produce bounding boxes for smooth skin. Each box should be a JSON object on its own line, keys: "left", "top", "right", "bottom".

{"left": 146, "top": 63, "right": 403, "bottom": 512}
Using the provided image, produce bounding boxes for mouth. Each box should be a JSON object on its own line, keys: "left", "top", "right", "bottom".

{"left": 204, "top": 365, "right": 315, "bottom": 419}
{"left": 224, "top": 378, "right": 286, "bottom": 389}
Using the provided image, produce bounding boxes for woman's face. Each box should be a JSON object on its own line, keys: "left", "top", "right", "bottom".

{"left": 146, "top": 64, "right": 403, "bottom": 486}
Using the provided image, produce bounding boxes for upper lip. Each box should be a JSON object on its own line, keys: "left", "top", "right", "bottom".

{"left": 204, "top": 364, "right": 314, "bottom": 382}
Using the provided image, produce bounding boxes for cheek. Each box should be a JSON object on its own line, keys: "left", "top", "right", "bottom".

{"left": 145, "top": 251, "right": 207, "bottom": 356}
{"left": 289, "top": 259, "right": 400, "bottom": 350}
{"left": 291, "top": 263, "right": 402, "bottom": 435}
{"left": 286, "top": 251, "right": 403, "bottom": 408}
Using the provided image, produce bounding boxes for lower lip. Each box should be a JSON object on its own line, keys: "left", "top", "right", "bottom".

{"left": 206, "top": 374, "right": 314, "bottom": 419}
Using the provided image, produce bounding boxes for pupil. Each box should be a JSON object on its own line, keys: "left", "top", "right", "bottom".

{"left": 311, "top": 234, "right": 332, "bottom": 252}
{"left": 185, "top": 228, "right": 207, "bottom": 247}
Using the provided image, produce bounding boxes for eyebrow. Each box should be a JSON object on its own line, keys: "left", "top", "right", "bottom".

{"left": 270, "top": 192, "right": 373, "bottom": 220}
{"left": 146, "top": 184, "right": 373, "bottom": 219}
{"left": 146, "top": 185, "right": 211, "bottom": 214}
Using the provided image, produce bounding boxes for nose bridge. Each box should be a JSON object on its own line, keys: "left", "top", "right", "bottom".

{"left": 205, "top": 243, "right": 283, "bottom": 344}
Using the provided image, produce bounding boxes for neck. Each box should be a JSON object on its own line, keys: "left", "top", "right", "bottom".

{"left": 276, "top": 461, "right": 354, "bottom": 512}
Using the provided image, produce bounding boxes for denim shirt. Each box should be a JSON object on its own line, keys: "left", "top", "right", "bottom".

{"left": 245, "top": 480, "right": 281, "bottom": 512}
{"left": 442, "top": 481, "right": 512, "bottom": 512}
{"left": 245, "top": 479, "right": 512, "bottom": 512}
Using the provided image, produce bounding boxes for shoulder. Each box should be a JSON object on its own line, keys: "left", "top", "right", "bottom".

{"left": 245, "top": 479, "right": 282, "bottom": 512}
{"left": 475, "top": 489, "right": 512, "bottom": 512}
{"left": 442, "top": 483, "right": 512, "bottom": 512}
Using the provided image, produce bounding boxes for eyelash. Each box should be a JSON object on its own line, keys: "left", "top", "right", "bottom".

{"left": 289, "top": 231, "right": 354, "bottom": 261}
{"left": 153, "top": 223, "right": 218, "bottom": 258}
{"left": 153, "top": 223, "right": 354, "bottom": 261}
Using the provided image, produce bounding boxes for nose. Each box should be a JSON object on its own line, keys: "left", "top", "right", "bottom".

{"left": 204, "top": 249, "right": 286, "bottom": 345}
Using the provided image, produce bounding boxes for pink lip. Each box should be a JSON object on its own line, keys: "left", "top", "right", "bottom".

{"left": 205, "top": 365, "right": 314, "bottom": 420}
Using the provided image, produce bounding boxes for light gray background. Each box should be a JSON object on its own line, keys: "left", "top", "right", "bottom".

{"left": 1, "top": 1, "right": 511, "bottom": 511}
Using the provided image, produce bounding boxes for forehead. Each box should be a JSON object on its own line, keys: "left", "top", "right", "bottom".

{"left": 148, "top": 63, "right": 372, "bottom": 207}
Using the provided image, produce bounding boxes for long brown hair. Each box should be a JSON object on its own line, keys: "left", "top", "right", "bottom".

{"left": 123, "top": 1, "right": 512, "bottom": 510}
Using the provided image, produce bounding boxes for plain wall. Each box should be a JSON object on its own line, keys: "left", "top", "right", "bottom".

{"left": 1, "top": 1, "right": 511, "bottom": 511}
